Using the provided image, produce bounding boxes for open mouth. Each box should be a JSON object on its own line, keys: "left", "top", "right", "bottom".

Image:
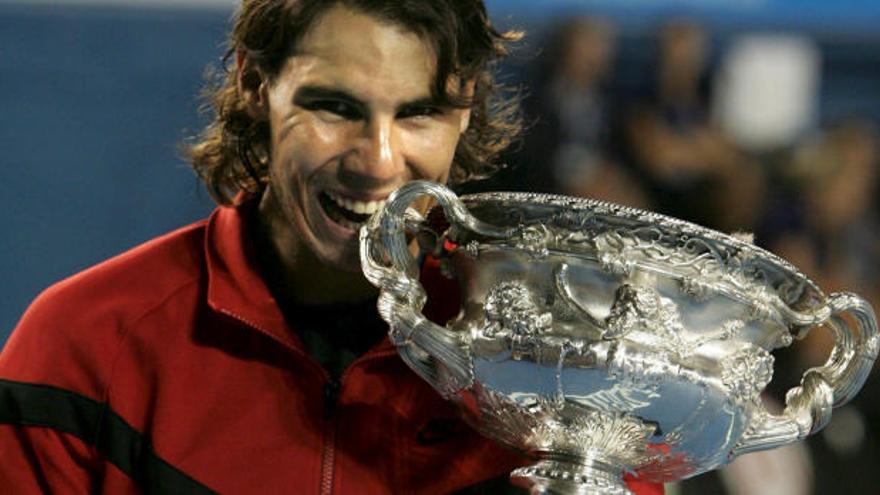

{"left": 318, "top": 191, "right": 387, "bottom": 230}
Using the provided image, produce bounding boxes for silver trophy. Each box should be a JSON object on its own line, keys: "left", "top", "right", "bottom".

{"left": 360, "top": 181, "right": 878, "bottom": 494}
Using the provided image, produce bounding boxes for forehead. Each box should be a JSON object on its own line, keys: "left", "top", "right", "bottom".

{"left": 279, "top": 6, "right": 438, "bottom": 102}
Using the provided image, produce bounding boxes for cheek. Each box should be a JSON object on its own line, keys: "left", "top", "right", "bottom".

{"left": 271, "top": 118, "right": 349, "bottom": 179}
{"left": 407, "top": 126, "right": 462, "bottom": 180}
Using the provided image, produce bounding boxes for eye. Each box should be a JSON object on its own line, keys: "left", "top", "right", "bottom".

{"left": 397, "top": 105, "right": 443, "bottom": 120}
{"left": 301, "top": 99, "right": 363, "bottom": 120}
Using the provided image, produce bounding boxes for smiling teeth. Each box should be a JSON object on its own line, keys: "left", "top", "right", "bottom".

{"left": 327, "top": 191, "right": 387, "bottom": 215}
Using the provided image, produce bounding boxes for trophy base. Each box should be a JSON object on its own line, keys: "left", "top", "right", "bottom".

{"left": 510, "top": 457, "right": 632, "bottom": 495}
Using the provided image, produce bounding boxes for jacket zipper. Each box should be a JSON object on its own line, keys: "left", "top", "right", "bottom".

{"left": 218, "top": 308, "right": 339, "bottom": 494}
{"left": 320, "top": 378, "right": 340, "bottom": 495}
{"left": 318, "top": 349, "right": 398, "bottom": 495}
{"left": 219, "top": 308, "right": 401, "bottom": 495}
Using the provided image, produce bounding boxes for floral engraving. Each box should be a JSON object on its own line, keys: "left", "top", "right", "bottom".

{"left": 680, "top": 276, "right": 714, "bottom": 301}
{"left": 473, "top": 389, "right": 656, "bottom": 473}
{"left": 721, "top": 346, "right": 775, "bottom": 403}
{"left": 482, "top": 281, "right": 553, "bottom": 356}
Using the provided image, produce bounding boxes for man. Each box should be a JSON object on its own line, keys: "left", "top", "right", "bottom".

{"left": 0, "top": 1, "right": 661, "bottom": 493}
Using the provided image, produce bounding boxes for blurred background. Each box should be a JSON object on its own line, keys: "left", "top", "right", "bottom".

{"left": 1, "top": 0, "right": 878, "bottom": 492}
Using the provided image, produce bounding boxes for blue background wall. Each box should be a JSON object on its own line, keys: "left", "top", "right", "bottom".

{"left": 2, "top": 1, "right": 880, "bottom": 343}
{"left": 1, "top": 4, "right": 226, "bottom": 339}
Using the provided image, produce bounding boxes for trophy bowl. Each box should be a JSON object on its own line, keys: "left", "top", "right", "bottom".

{"left": 360, "top": 181, "right": 878, "bottom": 494}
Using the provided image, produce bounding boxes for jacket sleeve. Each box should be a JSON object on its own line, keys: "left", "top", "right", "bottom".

{"left": 0, "top": 424, "right": 99, "bottom": 493}
{"left": 0, "top": 280, "right": 122, "bottom": 494}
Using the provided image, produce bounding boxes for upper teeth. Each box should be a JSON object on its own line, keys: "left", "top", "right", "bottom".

{"left": 327, "top": 191, "right": 387, "bottom": 215}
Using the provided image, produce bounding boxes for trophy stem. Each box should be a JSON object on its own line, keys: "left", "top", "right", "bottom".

{"left": 511, "top": 454, "right": 633, "bottom": 495}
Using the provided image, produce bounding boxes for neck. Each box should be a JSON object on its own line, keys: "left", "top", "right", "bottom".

{"left": 254, "top": 189, "right": 378, "bottom": 308}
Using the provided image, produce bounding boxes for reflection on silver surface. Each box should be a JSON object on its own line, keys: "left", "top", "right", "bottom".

{"left": 360, "top": 181, "right": 879, "bottom": 494}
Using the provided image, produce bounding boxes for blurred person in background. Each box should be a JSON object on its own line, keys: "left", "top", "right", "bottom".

{"left": 757, "top": 119, "right": 880, "bottom": 494}
{"left": 680, "top": 119, "right": 880, "bottom": 494}
{"left": 623, "top": 18, "right": 765, "bottom": 231}
{"left": 772, "top": 120, "right": 880, "bottom": 309}
{"left": 761, "top": 120, "right": 880, "bottom": 364}
{"left": 503, "top": 16, "right": 651, "bottom": 208}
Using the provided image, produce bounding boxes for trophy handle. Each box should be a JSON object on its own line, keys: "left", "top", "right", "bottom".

{"left": 360, "top": 181, "right": 514, "bottom": 398}
{"left": 731, "top": 292, "right": 879, "bottom": 458}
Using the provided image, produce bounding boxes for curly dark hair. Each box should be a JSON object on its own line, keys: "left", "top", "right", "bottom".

{"left": 187, "top": 0, "right": 523, "bottom": 205}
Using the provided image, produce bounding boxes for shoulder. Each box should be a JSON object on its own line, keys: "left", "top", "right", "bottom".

{"left": 0, "top": 220, "right": 209, "bottom": 400}
{"left": 31, "top": 219, "right": 208, "bottom": 327}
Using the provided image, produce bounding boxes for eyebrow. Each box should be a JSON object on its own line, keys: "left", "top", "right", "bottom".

{"left": 292, "top": 85, "right": 444, "bottom": 114}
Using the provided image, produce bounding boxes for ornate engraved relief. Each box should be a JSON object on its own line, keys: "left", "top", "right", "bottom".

{"left": 513, "top": 463, "right": 632, "bottom": 494}
{"left": 748, "top": 286, "right": 781, "bottom": 323}
{"left": 527, "top": 411, "right": 656, "bottom": 465}
{"left": 594, "top": 232, "right": 639, "bottom": 277}
{"left": 482, "top": 281, "right": 553, "bottom": 356}
{"left": 721, "top": 346, "right": 775, "bottom": 403}
{"left": 513, "top": 224, "right": 552, "bottom": 260}
{"left": 684, "top": 320, "right": 748, "bottom": 353}
{"left": 680, "top": 276, "right": 715, "bottom": 301}
{"left": 554, "top": 261, "right": 756, "bottom": 358}
{"left": 605, "top": 283, "right": 685, "bottom": 343}
{"left": 473, "top": 389, "right": 656, "bottom": 470}
{"left": 460, "top": 192, "right": 823, "bottom": 311}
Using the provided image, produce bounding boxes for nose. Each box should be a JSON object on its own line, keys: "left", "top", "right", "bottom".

{"left": 341, "top": 116, "right": 405, "bottom": 185}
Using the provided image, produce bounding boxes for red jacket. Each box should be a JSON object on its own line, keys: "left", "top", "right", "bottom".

{"left": 0, "top": 204, "right": 662, "bottom": 494}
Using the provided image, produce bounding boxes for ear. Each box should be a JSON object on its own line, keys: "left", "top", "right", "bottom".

{"left": 236, "top": 49, "right": 269, "bottom": 120}
{"left": 459, "top": 79, "right": 476, "bottom": 134}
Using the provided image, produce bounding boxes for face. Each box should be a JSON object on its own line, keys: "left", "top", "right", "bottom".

{"left": 563, "top": 22, "right": 614, "bottom": 85}
{"left": 661, "top": 24, "right": 706, "bottom": 75}
{"left": 253, "top": 7, "right": 471, "bottom": 271}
